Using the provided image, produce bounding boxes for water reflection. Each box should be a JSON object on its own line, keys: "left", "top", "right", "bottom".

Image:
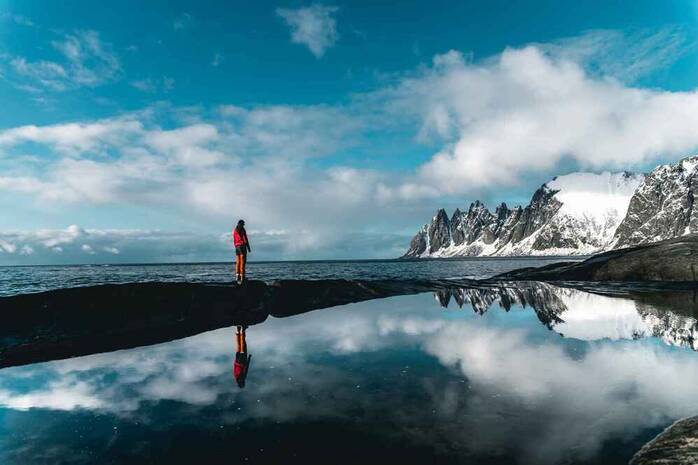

{"left": 1, "top": 284, "right": 697, "bottom": 464}
{"left": 234, "top": 325, "right": 251, "bottom": 388}
{"left": 435, "top": 283, "right": 698, "bottom": 350}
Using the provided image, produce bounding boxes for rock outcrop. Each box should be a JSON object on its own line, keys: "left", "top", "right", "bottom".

{"left": 496, "top": 234, "right": 698, "bottom": 282}
{"left": 0, "top": 278, "right": 458, "bottom": 369}
{"left": 614, "top": 157, "right": 698, "bottom": 248}
{"left": 630, "top": 416, "right": 698, "bottom": 465}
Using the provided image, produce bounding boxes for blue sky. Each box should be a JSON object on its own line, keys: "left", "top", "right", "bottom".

{"left": 1, "top": 0, "right": 698, "bottom": 264}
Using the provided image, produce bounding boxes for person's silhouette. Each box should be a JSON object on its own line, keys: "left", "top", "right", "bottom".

{"left": 233, "top": 325, "right": 251, "bottom": 388}
{"left": 233, "top": 220, "right": 251, "bottom": 284}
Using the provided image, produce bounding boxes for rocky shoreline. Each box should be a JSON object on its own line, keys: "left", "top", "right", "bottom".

{"left": 630, "top": 416, "right": 698, "bottom": 465}
{"left": 0, "top": 278, "right": 467, "bottom": 369}
{"left": 495, "top": 234, "right": 698, "bottom": 282}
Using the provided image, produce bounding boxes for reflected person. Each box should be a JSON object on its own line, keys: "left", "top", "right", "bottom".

{"left": 233, "top": 325, "right": 251, "bottom": 388}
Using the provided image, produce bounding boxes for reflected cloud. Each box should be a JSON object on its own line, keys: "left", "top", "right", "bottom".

{"left": 1, "top": 288, "right": 698, "bottom": 464}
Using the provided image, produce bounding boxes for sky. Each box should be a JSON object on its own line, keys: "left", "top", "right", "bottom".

{"left": 1, "top": 0, "right": 698, "bottom": 264}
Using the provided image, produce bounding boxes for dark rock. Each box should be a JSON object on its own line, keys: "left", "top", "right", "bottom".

{"left": 404, "top": 225, "right": 427, "bottom": 257}
{"left": 0, "top": 278, "right": 458, "bottom": 369}
{"left": 402, "top": 183, "right": 565, "bottom": 257}
{"left": 496, "top": 234, "right": 698, "bottom": 282}
{"left": 615, "top": 157, "right": 698, "bottom": 248}
{"left": 630, "top": 416, "right": 698, "bottom": 465}
{"left": 428, "top": 208, "right": 451, "bottom": 253}
{"left": 450, "top": 208, "right": 465, "bottom": 246}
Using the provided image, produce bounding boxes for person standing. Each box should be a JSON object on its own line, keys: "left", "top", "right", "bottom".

{"left": 233, "top": 219, "right": 251, "bottom": 284}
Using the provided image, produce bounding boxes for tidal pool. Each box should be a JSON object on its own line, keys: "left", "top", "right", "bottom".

{"left": 1, "top": 283, "right": 696, "bottom": 464}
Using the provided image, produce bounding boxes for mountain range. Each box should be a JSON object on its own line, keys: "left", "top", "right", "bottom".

{"left": 404, "top": 157, "right": 698, "bottom": 257}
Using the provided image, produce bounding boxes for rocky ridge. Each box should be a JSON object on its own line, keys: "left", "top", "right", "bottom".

{"left": 405, "top": 157, "right": 698, "bottom": 257}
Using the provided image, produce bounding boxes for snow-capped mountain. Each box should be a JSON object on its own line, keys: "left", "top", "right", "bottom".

{"left": 613, "top": 157, "right": 698, "bottom": 248}
{"left": 404, "top": 170, "right": 644, "bottom": 257}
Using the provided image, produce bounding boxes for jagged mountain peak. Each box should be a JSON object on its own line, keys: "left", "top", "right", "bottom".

{"left": 614, "top": 156, "right": 698, "bottom": 248}
{"left": 404, "top": 169, "right": 646, "bottom": 258}
{"left": 403, "top": 159, "right": 698, "bottom": 258}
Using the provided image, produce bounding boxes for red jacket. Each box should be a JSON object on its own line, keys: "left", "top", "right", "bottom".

{"left": 234, "top": 359, "right": 247, "bottom": 379}
{"left": 233, "top": 228, "right": 248, "bottom": 248}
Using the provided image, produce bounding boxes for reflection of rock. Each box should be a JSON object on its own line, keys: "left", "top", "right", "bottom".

{"left": 435, "top": 282, "right": 698, "bottom": 350}
{"left": 4, "top": 277, "right": 698, "bottom": 370}
{"left": 496, "top": 234, "right": 698, "bottom": 281}
{"left": 636, "top": 304, "right": 698, "bottom": 351}
{"left": 630, "top": 415, "right": 698, "bottom": 465}
{"left": 435, "top": 284, "right": 570, "bottom": 328}
{"left": 0, "top": 279, "right": 443, "bottom": 369}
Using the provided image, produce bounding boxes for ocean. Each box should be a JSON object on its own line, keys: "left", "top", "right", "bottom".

{"left": 5, "top": 256, "right": 694, "bottom": 465}
{"left": 0, "top": 256, "right": 573, "bottom": 296}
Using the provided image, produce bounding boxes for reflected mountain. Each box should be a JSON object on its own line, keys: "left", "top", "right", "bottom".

{"left": 2, "top": 290, "right": 698, "bottom": 465}
{"left": 434, "top": 283, "right": 698, "bottom": 350}
{"left": 2, "top": 278, "right": 698, "bottom": 368}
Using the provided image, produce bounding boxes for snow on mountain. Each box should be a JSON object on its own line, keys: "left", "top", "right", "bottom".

{"left": 404, "top": 171, "right": 644, "bottom": 257}
{"left": 613, "top": 156, "right": 698, "bottom": 248}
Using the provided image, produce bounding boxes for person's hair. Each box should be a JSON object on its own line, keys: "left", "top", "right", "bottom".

{"left": 236, "top": 219, "right": 245, "bottom": 232}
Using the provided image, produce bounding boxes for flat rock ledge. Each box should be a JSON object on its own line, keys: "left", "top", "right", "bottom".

{"left": 496, "top": 235, "right": 698, "bottom": 282}
{"left": 0, "top": 278, "right": 467, "bottom": 369}
{"left": 630, "top": 416, "right": 698, "bottom": 465}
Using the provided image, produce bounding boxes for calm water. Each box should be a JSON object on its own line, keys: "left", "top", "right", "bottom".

{"left": 0, "top": 257, "right": 572, "bottom": 296}
{"left": 1, "top": 282, "right": 696, "bottom": 464}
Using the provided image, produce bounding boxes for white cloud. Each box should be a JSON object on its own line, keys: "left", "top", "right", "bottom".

{"left": 540, "top": 27, "right": 690, "bottom": 83}
{"left": 0, "top": 225, "right": 408, "bottom": 264}
{"left": 0, "top": 116, "right": 142, "bottom": 155}
{"left": 381, "top": 44, "right": 698, "bottom": 195}
{"left": 2, "top": 29, "right": 698, "bottom": 259}
{"left": 276, "top": 4, "right": 339, "bottom": 58}
{"left": 0, "top": 226, "right": 229, "bottom": 265}
{"left": 130, "top": 77, "right": 175, "bottom": 93}
{"left": 130, "top": 79, "right": 156, "bottom": 92}
{"left": 173, "top": 12, "right": 192, "bottom": 30}
{"left": 0, "top": 12, "right": 34, "bottom": 27}
{"left": 0, "top": 239, "right": 17, "bottom": 253}
{"left": 5, "top": 30, "right": 120, "bottom": 92}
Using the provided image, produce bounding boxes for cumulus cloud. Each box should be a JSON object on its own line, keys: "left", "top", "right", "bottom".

{"left": 2, "top": 29, "right": 698, "bottom": 260}
{"left": 380, "top": 43, "right": 698, "bottom": 194}
{"left": 0, "top": 225, "right": 407, "bottom": 265}
{"left": 0, "top": 103, "right": 408, "bottom": 253}
{"left": 5, "top": 30, "right": 120, "bottom": 91}
{"left": 0, "top": 116, "right": 142, "bottom": 155}
{"left": 0, "top": 226, "right": 230, "bottom": 265}
{"left": 276, "top": 4, "right": 339, "bottom": 58}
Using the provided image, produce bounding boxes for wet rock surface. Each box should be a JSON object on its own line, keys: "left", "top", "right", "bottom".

{"left": 496, "top": 234, "right": 698, "bottom": 281}
{"left": 630, "top": 416, "right": 698, "bottom": 465}
{"left": 0, "top": 278, "right": 460, "bottom": 368}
